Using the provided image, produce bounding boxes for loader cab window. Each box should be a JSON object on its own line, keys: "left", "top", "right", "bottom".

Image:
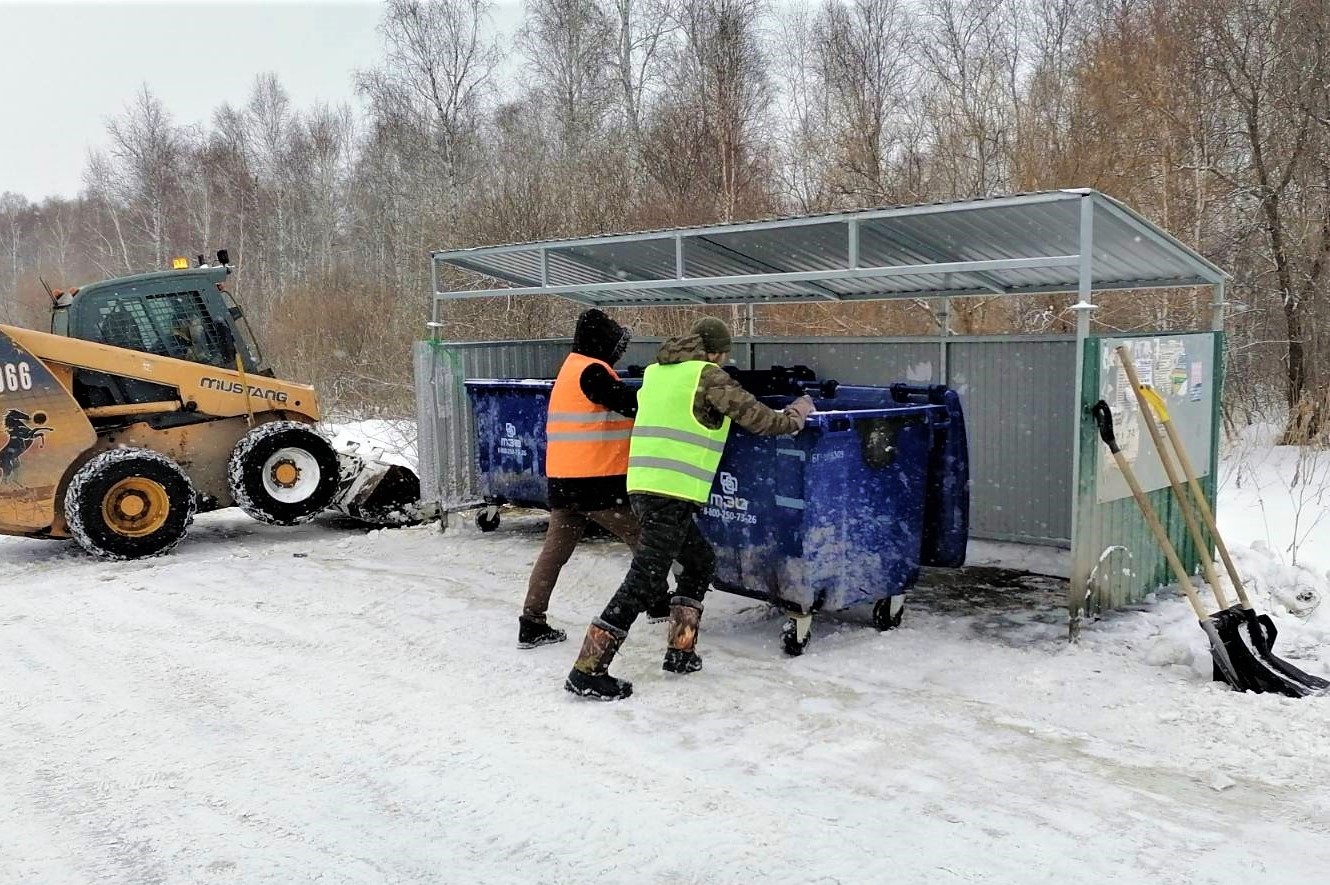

{"left": 84, "top": 290, "right": 234, "bottom": 369}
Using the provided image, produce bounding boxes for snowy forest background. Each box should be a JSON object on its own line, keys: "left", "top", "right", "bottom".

{"left": 1, "top": 0, "right": 1328, "bottom": 433}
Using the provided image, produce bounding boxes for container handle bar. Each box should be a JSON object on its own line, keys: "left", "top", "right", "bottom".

{"left": 889, "top": 383, "right": 949, "bottom": 405}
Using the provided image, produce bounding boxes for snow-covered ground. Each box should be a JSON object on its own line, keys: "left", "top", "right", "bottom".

{"left": 4, "top": 437, "right": 1330, "bottom": 883}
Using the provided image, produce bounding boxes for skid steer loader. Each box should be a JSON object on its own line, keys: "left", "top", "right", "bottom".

{"left": 0, "top": 251, "right": 428, "bottom": 560}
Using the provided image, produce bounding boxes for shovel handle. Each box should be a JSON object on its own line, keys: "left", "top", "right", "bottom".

{"left": 1092, "top": 399, "right": 1211, "bottom": 621}
{"left": 1138, "top": 369, "right": 1254, "bottom": 611}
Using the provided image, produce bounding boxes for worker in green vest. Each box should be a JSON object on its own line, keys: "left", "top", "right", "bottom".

{"left": 565, "top": 317, "right": 815, "bottom": 700}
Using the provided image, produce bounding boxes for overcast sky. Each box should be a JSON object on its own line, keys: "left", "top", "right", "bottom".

{"left": 0, "top": 1, "right": 520, "bottom": 203}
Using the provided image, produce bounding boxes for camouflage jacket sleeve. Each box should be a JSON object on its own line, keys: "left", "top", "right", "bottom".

{"left": 697, "top": 365, "right": 804, "bottom": 436}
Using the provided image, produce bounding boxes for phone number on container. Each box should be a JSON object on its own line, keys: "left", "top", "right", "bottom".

{"left": 702, "top": 507, "right": 757, "bottom": 525}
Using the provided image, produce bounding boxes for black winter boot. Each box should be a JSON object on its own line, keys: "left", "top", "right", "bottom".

{"left": 518, "top": 615, "right": 567, "bottom": 649}
{"left": 565, "top": 619, "right": 633, "bottom": 700}
{"left": 662, "top": 596, "right": 703, "bottom": 674}
{"left": 662, "top": 648, "right": 702, "bottom": 673}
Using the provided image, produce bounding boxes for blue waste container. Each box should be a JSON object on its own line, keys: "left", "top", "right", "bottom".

{"left": 463, "top": 376, "right": 645, "bottom": 532}
{"left": 464, "top": 380, "right": 553, "bottom": 529}
{"left": 464, "top": 375, "right": 970, "bottom": 648}
{"left": 696, "top": 384, "right": 966, "bottom": 652}
{"left": 829, "top": 384, "right": 970, "bottom": 569}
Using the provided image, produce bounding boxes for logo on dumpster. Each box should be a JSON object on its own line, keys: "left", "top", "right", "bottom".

{"left": 719, "top": 472, "right": 738, "bottom": 495}
{"left": 705, "top": 471, "right": 752, "bottom": 523}
{"left": 498, "top": 421, "right": 525, "bottom": 461}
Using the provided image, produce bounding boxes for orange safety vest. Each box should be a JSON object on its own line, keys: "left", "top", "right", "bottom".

{"left": 545, "top": 353, "right": 634, "bottom": 478}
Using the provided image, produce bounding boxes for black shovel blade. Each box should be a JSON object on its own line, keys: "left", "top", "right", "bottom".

{"left": 1200, "top": 616, "right": 1252, "bottom": 693}
{"left": 1206, "top": 608, "right": 1314, "bottom": 698}
{"left": 1238, "top": 606, "right": 1330, "bottom": 693}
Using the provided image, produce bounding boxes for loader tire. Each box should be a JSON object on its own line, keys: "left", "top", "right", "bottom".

{"left": 229, "top": 421, "right": 340, "bottom": 526}
{"left": 65, "top": 448, "right": 197, "bottom": 560}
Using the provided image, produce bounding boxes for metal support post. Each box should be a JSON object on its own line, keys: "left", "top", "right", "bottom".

{"left": 938, "top": 296, "right": 950, "bottom": 384}
{"left": 1068, "top": 194, "right": 1097, "bottom": 640}
{"left": 430, "top": 255, "right": 441, "bottom": 340}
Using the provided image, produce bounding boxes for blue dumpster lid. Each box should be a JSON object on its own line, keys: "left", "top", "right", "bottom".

{"left": 432, "top": 190, "right": 1227, "bottom": 309}
{"left": 464, "top": 378, "right": 556, "bottom": 387}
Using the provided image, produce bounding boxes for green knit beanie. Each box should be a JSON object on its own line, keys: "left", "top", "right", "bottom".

{"left": 692, "top": 317, "right": 733, "bottom": 354}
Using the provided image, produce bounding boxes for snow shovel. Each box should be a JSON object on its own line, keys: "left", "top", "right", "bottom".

{"left": 1115, "top": 348, "right": 1327, "bottom": 696}
{"left": 1091, "top": 400, "right": 1306, "bottom": 695}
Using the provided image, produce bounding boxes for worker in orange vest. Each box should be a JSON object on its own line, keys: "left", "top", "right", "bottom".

{"left": 520, "top": 309, "right": 648, "bottom": 648}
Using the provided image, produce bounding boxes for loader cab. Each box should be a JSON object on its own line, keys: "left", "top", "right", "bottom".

{"left": 53, "top": 255, "right": 272, "bottom": 410}
{"left": 67, "top": 269, "right": 264, "bottom": 369}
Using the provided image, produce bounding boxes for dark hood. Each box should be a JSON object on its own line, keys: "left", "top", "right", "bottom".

{"left": 655, "top": 334, "right": 709, "bottom": 365}
{"left": 572, "top": 309, "right": 631, "bottom": 364}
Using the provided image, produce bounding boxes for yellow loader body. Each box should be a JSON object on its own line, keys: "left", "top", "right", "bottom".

{"left": 0, "top": 323, "right": 319, "bottom": 540}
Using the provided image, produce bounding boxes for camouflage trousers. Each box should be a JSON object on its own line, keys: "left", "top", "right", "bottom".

{"left": 599, "top": 493, "right": 715, "bottom": 633}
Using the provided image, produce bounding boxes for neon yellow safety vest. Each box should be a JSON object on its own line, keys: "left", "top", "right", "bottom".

{"left": 627, "top": 361, "right": 731, "bottom": 503}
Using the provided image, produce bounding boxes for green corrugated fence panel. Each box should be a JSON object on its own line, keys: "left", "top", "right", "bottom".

{"left": 1073, "top": 333, "right": 1221, "bottom": 616}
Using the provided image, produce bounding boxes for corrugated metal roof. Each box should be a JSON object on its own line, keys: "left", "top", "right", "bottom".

{"left": 431, "top": 190, "right": 1226, "bottom": 308}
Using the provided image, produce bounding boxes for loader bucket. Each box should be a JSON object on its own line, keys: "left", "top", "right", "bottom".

{"left": 331, "top": 447, "right": 435, "bottom": 526}
{"left": 0, "top": 326, "right": 98, "bottom": 535}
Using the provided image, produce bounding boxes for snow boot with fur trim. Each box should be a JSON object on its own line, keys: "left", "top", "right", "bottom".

{"left": 565, "top": 619, "right": 633, "bottom": 700}
{"left": 662, "top": 596, "right": 703, "bottom": 674}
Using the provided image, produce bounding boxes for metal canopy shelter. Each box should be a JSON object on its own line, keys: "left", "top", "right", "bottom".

{"left": 425, "top": 189, "right": 1232, "bottom": 628}
{"left": 431, "top": 189, "right": 1228, "bottom": 333}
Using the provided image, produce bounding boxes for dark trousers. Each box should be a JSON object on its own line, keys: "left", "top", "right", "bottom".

{"left": 599, "top": 493, "right": 715, "bottom": 632}
{"left": 524, "top": 506, "right": 640, "bottom": 620}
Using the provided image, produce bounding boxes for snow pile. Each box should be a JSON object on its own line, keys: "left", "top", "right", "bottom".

{"left": 323, "top": 417, "right": 419, "bottom": 471}
{"left": 1211, "top": 432, "right": 1330, "bottom": 673}
{"left": 1229, "top": 542, "right": 1326, "bottom": 623}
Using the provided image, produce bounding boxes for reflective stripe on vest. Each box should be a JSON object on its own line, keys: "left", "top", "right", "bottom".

{"left": 627, "top": 361, "right": 730, "bottom": 503}
{"left": 545, "top": 353, "right": 633, "bottom": 478}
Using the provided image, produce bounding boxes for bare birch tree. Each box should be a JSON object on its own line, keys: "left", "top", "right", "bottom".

{"left": 811, "top": 0, "right": 915, "bottom": 205}
{"left": 102, "top": 86, "right": 188, "bottom": 269}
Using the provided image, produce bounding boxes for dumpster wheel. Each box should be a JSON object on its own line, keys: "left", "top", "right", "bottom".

{"left": 873, "top": 597, "right": 906, "bottom": 631}
{"left": 781, "top": 614, "right": 813, "bottom": 656}
{"left": 476, "top": 506, "right": 501, "bottom": 532}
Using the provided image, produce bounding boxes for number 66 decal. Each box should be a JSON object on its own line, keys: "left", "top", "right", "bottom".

{"left": 1, "top": 361, "right": 33, "bottom": 392}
